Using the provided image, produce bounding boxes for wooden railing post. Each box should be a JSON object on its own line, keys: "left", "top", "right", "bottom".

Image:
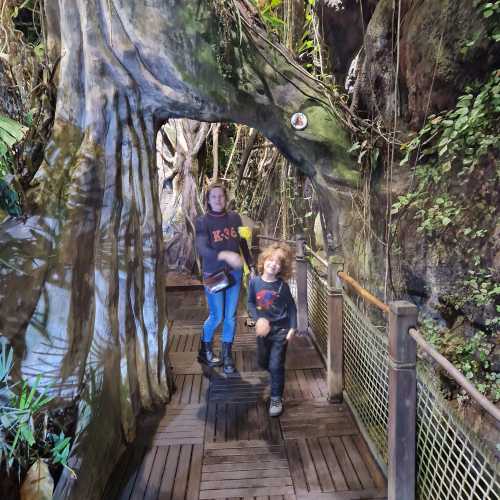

{"left": 295, "top": 234, "right": 308, "bottom": 335}
{"left": 327, "top": 255, "right": 344, "bottom": 402}
{"left": 388, "top": 301, "right": 418, "bottom": 500}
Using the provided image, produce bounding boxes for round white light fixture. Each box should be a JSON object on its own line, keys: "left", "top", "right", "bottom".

{"left": 290, "top": 112, "right": 308, "bottom": 130}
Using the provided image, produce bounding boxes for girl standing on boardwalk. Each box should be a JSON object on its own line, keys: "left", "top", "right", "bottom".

{"left": 195, "top": 181, "right": 254, "bottom": 374}
{"left": 247, "top": 243, "right": 297, "bottom": 417}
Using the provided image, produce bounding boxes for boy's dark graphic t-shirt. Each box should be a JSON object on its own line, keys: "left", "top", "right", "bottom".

{"left": 248, "top": 276, "right": 297, "bottom": 330}
{"left": 195, "top": 210, "right": 252, "bottom": 275}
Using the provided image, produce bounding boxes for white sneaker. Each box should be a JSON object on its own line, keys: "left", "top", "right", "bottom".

{"left": 269, "top": 397, "right": 283, "bottom": 417}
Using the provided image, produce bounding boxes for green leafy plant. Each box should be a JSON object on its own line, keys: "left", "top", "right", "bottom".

{"left": 252, "top": 0, "right": 285, "bottom": 37}
{"left": 0, "top": 342, "right": 75, "bottom": 480}
{"left": 0, "top": 115, "right": 26, "bottom": 216}
{"left": 420, "top": 320, "right": 500, "bottom": 401}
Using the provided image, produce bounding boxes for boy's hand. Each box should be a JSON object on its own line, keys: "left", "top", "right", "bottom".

{"left": 217, "top": 250, "right": 243, "bottom": 269}
{"left": 286, "top": 328, "right": 295, "bottom": 341}
{"left": 255, "top": 318, "right": 271, "bottom": 337}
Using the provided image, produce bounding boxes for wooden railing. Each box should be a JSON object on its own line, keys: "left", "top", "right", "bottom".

{"left": 288, "top": 236, "right": 499, "bottom": 500}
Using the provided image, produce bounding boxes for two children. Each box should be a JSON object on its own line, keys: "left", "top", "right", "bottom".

{"left": 247, "top": 243, "right": 297, "bottom": 417}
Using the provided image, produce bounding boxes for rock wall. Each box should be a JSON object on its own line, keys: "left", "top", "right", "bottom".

{"left": 316, "top": 0, "right": 499, "bottom": 327}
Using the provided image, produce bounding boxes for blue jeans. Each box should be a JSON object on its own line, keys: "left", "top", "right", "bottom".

{"left": 203, "top": 268, "right": 243, "bottom": 343}
{"left": 257, "top": 327, "right": 288, "bottom": 398}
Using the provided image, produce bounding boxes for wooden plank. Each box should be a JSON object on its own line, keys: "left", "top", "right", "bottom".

{"left": 282, "top": 423, "right": 357, "bottom": 440}
{"left": 205, "top": 447, "right": 285, "bottom": 457}
{"left": 297, "top": 439, "right": 321, "bottom": 493}
{"left": 189, "top": 373, "right": 202, "bottom": 404}
{"left": 296, "top": 488, "right": 387, "bottom": 499}
{"left": 169, "top": 352, "right": 203, "bottom": 375}
{"left": 352, "top": 435, "right": 386, "bottom": 490}
{"left": 186, "top": 444, "right": 204, "bottom": 500}
{"left": 202, "top": 477, "right": 293, "bottom": 489}
{"left": 158, "top": 444, "right": 181, "bottom": 499}
{"left": 342, "top": 436, "right": 374, "bottom": 489}
{"left": 171, "top": 375, "right": 183, "bottom": 405}
{"left": 304, "top": 370, "right": 323, "bottom": 399}
{"left": 172, "top": 444, "right": 192, "bottom": 499}
{"left": 308, "top": 438, "right": 335, "bottom": 492}
{"left": 179, "top": 373, "right": 192, "bottom": 403}
{"left": 202, "top": 469, "right": 291, "bottom": 481}
{"left": 285, "top": 370, "right": 301, "bottom": 400}
{"left": 318, "top": 437, "right": 348, "bottom": 492}
{"left": 199, "top": 486, "right": 295, "bottom": 499}
{"left": 247, "top": 403, "right": 260, "bottom": 441}
{"left": 329, "top": 438, "right": 362, "bottom": 491}
{"left": 236, "top": 403, "right": 250, "bottom": 441}
{"left": 286, "top": 349, "right": 324, "bottom": 370}
{"left": 205, "top": 402, "right": 216, "bottom": 443}
{"left": 215, "top": 402, "right": 226, "bottom": 442}
{"left": 295, "top": 370, "right": 313, "bottom": 399}
{"left": 117, "top": 447, "right": 146, "bottom": 500}
{"left": 312, "top": 368, "right": 328, "bottom": 398}
{"left": 206, "top": 439, "right": 285, "bottom": 450}
{"left": 129, "top": 447, "right": 157, "bottom": 499}
{"left": 203, "top": 460, "right": 290, "bottom": 473}
{"left": 285, "top": 440, "right": 308, "bottom": 497}
{"left": 204, "top": 454, "right": 289, "bottom": 466}
{"left": 143, "top": 447, "right": 169, "bottom": 500}
{"left": 227, "top": 403, "right": 238, "bottom": 441}
{"left": 201, "top": 373, "right": 210, "bottom": 403}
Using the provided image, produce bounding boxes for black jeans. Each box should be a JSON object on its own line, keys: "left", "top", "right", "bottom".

{"left": 257, "top": 327, "right": 288, "bottom": 398}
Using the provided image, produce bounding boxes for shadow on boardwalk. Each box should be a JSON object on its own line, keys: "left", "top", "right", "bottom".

{"left": 105, "top": 312, "right": 387, "bottom": 500}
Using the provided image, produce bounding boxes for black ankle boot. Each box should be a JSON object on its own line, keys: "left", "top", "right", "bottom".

{"left": 197, "top": 341, "right": 223, "bottom": 367}
{"left": 222, "top": 342, "right": 235, "bottom": 374}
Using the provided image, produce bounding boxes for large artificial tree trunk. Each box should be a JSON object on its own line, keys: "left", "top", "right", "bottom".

{"left": 0, "top": 1, "right": 359, "bottom": 497}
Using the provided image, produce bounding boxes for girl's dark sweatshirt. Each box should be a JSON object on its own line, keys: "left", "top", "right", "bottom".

{"left": 195, "top": 210, "right": 252, "bottom": 275}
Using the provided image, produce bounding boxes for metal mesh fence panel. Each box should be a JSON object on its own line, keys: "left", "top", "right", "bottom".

{"left": 306, "top": 264, "right": 328, "bottom": 359}
{"left": 415, "top": 366, "right": 499, "bottom": 500}
{"left": 343, "top": 294, "right": 390, "bottom": 463}
{"left": 304, "top": 260, "right": 499, "bottom": 499}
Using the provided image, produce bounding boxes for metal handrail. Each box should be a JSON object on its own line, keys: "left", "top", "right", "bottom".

{"left": 313, "top": 261, "right": 499, "bottom": 423}
{"left": 337, "top": 271, "right": 390, "bottom": 314}
{"left": 306, "top": 247, "right": 328, "bottom": 268}
{"left": 409, "top": 327, "right": 500, "bottom": 423}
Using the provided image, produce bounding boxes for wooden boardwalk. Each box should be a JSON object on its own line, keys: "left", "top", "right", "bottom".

{"left": 108, "top": 310, "right": 387, "bottom": 500}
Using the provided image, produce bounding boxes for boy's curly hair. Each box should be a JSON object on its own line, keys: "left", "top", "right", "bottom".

{"left": 257, "top": 242, "right": 294, "bottom": 281}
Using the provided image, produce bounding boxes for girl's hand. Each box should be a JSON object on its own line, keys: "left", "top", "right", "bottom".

{"left": 286, "top": 328, "right": 295, "bottom": 341}
{"left": 217, "top": 250, "right": 243, "bottom": 269}
{"left": 255, "top": 318, "right": 271, "bottom": 337}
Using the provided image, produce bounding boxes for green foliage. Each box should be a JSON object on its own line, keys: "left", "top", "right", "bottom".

{"left": 0, "top": 342, "right": 74, "bottom": 479}
{"left": 476, "top": 0, "right": 500, "bottom": 41}
{"left": 392, "top": 70, "right": 499, "bottom": 239}
{"left": 420, "top": 319, "right": 500, "bottom": 401}
{"left": 251, "top": 0, "right": 285, "bottom": 38}
{"left": 461, "top": 1, "right": 500, "bottom": 53}
{"left": 0, "top": 115, "right": 26, "bottom": 217}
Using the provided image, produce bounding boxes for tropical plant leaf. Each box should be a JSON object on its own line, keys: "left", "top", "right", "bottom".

{"left": 0, "top": 115, "right": 27, "bottom": 148}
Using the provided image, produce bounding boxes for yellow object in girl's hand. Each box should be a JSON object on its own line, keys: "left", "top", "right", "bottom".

{"left": 238, "top": 226, "right": 251, "bottom": 239}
